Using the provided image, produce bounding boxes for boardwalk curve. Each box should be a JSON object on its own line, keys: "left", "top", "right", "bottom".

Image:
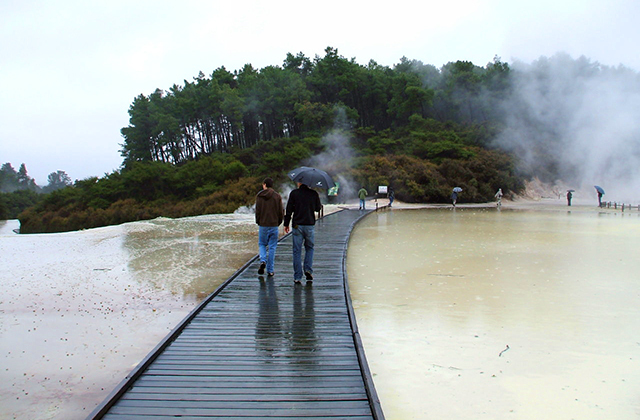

{"left": 88, "top": 209, "right": 385, "bottom": 420}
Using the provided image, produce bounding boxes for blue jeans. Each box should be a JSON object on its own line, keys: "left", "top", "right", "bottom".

{"left": 359, "top": 198, "right": 366, "bottom": 209}
{"left": 292, "top": 225, "right": 315, "bottom": 281}
{"left": 258, "top": 226, "right": 279, "bottom": 274}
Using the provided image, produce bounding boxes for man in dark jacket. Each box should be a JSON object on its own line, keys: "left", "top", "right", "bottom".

{"left": 284, "top": 182, "right": 322, "bottom": 284}
{"left": 255, "top": 178, "right": 284, "bottom": 277}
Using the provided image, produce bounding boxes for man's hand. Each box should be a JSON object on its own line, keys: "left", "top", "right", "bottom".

{"left": 284, "top": 226, "right": 290, "bottom": 234}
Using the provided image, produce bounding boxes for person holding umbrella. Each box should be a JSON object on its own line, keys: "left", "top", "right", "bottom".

{"left": 594, "top": 185, "right": 605, "bottom": 207}
{"left": 566, "top": 189, "right": 574, "bottom": 206}
{"left": 452, "top": 187, "right": 462, "bottom": 207}
{"left": 285, "top": 168, "right": 327, "bottom": 284}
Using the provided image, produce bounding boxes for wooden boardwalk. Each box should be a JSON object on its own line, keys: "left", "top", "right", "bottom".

{"left": 88, "top": 209, "right": 385, "bottom": 420}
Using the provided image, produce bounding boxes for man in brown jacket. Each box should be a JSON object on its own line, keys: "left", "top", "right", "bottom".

{"left": 255, "top": 177, "right": 284, "bottom": 276}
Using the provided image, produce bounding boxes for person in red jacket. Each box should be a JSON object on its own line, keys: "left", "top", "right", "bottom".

{"left": 255, "top": 177, "right": 284, "bottom": 277}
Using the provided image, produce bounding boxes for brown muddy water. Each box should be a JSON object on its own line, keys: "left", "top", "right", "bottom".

{"left": 1, "top": 203, "right": 639, "bottom": 419}
{"left": 347, "top": 205, "right": 640, "bottom": 420}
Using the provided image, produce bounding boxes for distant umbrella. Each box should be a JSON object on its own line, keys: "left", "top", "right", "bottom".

{"left": 452, "top": 187, "right": 463, "bottom": 193}
{"left": 594, "top": 185, "right": 605, "bottom": 195}
{"left": 288, "top": 166, "right": 335, "bottom": 189}
{"left": 567, "top": 189, "right": 575, "bottom": 192}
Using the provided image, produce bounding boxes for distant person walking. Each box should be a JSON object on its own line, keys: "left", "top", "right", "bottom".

{"left": 451, "top": 191, "right": 458, "bottom": 207}
{"left": 358, "top": 186, "right": 368, "bottom": 210}
{"left": 255, "top": 177, "right": 284, "bottom": 277}
{"left": 388, "top": 186, "right": 395, "bottom": 207}
{"left": 284, "top": 182, "right": 323, "bottom": 284}
{"left": 566, "top": 190, "right": 573, "bottom": 206}
{"left": 594, "top": 186, "right": 605, "bottom": 207}
{"left": 495, "top": 188, "right": 503, "bottom": 207}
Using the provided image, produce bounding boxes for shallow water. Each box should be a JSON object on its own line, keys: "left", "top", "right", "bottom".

{"left": 3, "top": 203, "right": 639, "bottom": 419}
{"left": 347, "top": 207, "right": 640, "bottom": 419}
{"left": 0, "top": 215, "right": 259, "bottom": 420}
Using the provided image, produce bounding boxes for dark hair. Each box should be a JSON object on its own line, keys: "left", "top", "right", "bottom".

{"left": 263, "top": 177, "right": 274, "bottom": 188}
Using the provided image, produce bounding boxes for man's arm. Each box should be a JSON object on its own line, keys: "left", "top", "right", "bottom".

{"left": 255, "top": 197, "right": 261, "bottom": 224}
{"left": 284, "top": 192, "right": 294, "bottom": 233}
{"left": 277, "top": 195, "right": 284, "bottom": 226}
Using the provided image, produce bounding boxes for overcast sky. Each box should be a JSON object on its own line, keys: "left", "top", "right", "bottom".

{"left": 1, "top": 0, "right": 638, "bottom": 185}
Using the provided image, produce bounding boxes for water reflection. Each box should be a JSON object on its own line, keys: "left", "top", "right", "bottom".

{"left": 348, "top": 207, "right": 640, "bottom": 420}
{"left": 290, "top": 285, "right": 317, "bottom": 364}
{"left": 255, "top": 277, "right": 282, "bottom": 359}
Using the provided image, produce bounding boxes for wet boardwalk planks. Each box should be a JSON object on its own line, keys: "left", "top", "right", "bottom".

{"left": 89, "top": 209, "right": 384, "bottom": 420}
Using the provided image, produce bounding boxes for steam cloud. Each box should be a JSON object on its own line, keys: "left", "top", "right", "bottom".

{"left": 494, "top": 53, "right": 640, "bottom": 202}
{"left": 303, "top": 108, "right": 359, "bottom": 203}
{"left": 274, "top": 54, "right": 640, "bottom": 206}
{"left": 272, "top": 108, "right": 359, "bottom": 208}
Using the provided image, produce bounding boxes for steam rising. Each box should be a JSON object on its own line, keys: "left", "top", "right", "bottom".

{"left": 280, "top": 54, "right": 640, "bottom": 205}
{"left": 495, "top": 53, "right": 640, "bottom": 202}
{"left": 303, "top": 108, "right": 359, "bottom": 203}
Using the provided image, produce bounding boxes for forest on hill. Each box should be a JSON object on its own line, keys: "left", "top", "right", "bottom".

{"left": 16, "top": 47, "right": 529, "bottom": 233}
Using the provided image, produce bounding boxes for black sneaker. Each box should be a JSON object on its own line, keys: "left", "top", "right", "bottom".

{"left": 258, "top": 262, "right": 266, "bottom": 275}
{"left": 267, "top": 272, "right": 274, "bottom": 277}
{"left": 294, "top": 279, "right": 302, "bottom": 284}
{"left": 304, "top": 271, "right": 313, "bottom": 281}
